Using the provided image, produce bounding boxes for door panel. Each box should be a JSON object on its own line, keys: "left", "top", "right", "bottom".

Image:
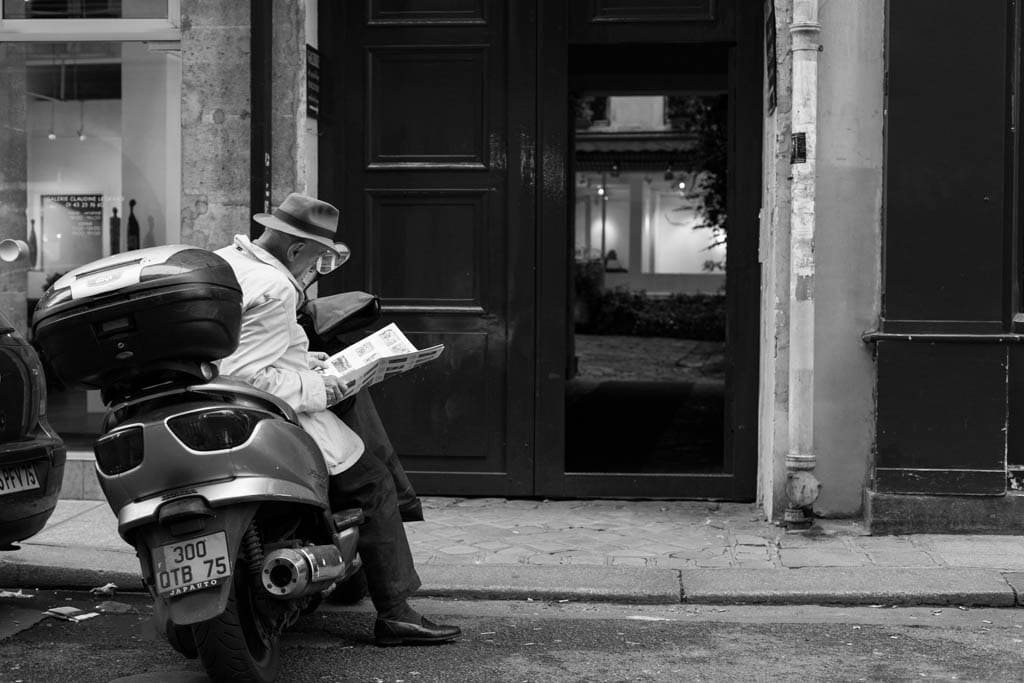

{"left": 319, "top": 0, "right": 535, "bottom": 495}
{"left": 367, "top": 0, "right": 488, "bottom": 26}
{"left": 367, "top": 189, "right": 488, "bottom": 306}
{"left": 367, "top": 47, "right": 489, "bottom": 168}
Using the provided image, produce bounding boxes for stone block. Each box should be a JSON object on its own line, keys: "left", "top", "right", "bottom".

{"left": 180, "top": 202, "right": 249, "bottom": 251}
{"left": 180, "top": 0, "right": 250, "bottom": 30}
{"left": 182, "top": 119, "right": 251, "bottom": 195}
{"left": 182, "top": 27, "right": 251, "bottom": 115}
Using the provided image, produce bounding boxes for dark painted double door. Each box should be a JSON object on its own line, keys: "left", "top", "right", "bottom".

{"left": 318, "top": 0, "right": 761, "bottom": 500}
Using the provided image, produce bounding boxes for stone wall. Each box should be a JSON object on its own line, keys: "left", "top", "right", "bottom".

{"left": 758, "top": 0, "right": 794, "bottom": 519}
{"left": 272, "top": 0, "right": 307, "bottom": 205}
{"left": 179, "top": 0, "right": 252, "bottom": 251}
{"left": 758, "top": 0, "right": 885, "bottom": 519}
{"left": 812, "top": 0, "right": 883, "bottom": 515}
{"left": 0, "top": 45, "right": 28, "bottom": 334}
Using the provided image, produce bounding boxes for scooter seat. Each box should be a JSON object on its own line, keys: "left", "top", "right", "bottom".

{"left": 189, "top": 378, "right": 300, "bottom": 425}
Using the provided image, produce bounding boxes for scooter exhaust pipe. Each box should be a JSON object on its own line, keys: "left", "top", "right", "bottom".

{"left": 261, "top": 544, "right": 348, "bottom": 599}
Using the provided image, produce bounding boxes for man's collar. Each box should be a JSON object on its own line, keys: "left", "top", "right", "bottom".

{"left": 231, "top": 234, "right": 304, "bottom": 293}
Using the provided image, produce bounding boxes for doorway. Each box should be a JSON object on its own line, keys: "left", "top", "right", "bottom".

{"left": 317, "top": 0, "right": 762, "bottom": 500}
{"left": 535, "top": 3, "right": 762, "bottom": 499}
{"left": 566, "top": 45, "right": 729, "bottom": 477}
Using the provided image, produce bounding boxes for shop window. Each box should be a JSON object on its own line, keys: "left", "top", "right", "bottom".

{"left": 0, "top": 39, "right": 181, "bottom": 440}
{"left": 3, "top": 0, "right": 168, "bottom": 19}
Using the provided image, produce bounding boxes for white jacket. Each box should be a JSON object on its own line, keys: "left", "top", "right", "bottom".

{"left": 215, "top": 235, "right": 364, "bottom": 475}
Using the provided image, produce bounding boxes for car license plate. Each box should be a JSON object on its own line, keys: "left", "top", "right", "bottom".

{"left": 154, "top": 531, "right": 232, "bottom": 598}
{"left": 0, "top": 464, "right": 40, "bottom": 497}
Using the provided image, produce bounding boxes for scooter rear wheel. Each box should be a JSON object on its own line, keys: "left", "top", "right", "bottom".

{"left": 193, "top": 560, "right": 280, "bottom": 683}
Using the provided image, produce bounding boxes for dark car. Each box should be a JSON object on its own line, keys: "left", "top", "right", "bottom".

{"left": 0, "top": 309, "right": 65, "bottom": 548}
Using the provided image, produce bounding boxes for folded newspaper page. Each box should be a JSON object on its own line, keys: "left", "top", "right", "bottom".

{"left": 321, "top": 322, "right": 445, "bottom": 393}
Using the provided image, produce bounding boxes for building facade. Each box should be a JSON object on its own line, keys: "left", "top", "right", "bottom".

{"left": 0, "top": 0, "right": 1016, "bottom": 533}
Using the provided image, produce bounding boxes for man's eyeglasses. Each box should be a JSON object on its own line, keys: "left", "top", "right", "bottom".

{"left": 314, "top": 243, "right": 350, "bottom": 275}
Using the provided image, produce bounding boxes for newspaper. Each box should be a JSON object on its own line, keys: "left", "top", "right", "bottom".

{"left": 321, "top": 323, "right": 445, "bottom": 393}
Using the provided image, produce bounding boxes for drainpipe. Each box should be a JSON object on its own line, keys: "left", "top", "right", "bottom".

{"left": 784, "top": 0, "right": 822, "bottom": 529}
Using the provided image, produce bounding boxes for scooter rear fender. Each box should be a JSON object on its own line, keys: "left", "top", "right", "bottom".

{"left": 116, "top": 475, "right": 328, "bottom": 538}
{"left": 134, "top": 501, "right": 259, "bottom": 627}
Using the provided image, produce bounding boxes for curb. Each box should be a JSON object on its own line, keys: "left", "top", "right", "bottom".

{"left": 416, "top": 564, "right": 683, "bottom": 605}
{"left": 680, "top": 567, "right": 1019, "bottom": 607}
{"left": 3, "top": 555, "right": 1023, "bottom": 608}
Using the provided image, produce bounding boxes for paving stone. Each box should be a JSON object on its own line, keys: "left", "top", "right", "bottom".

{"left": 734, "top": 560, "right": 778, "bottom": 569}
{"left": 779, "top": 547, "right": 870, "bottom": 568}
{"left": 436, "top": 545, "right": 482, "bottom": 556}
{"left": 864, "top": 550, "right": 938, "bottom": 567}
{"left": 474, "top": 541, "right": 511, "bottom": 552}
{"left": 482, "top": 553, "right": 527, "bottom": 565}
{"left": 526, "top": 553, "right": 571, "bottom": 566}
{"left": 655, "top": 557, "right": 695, "bottom": 570}
{"left": 451, "top": 498, "right": 507, "bottom": 508}
{"left": 610, "top": 556, "right": 653, "bottom": 567}
{"left": 563, "top": 554, "right": 609, "bottom": 566}
{"left": 733, "top": 535, "right": 770, "bottom": 547}
{"left": 928, "top": 552, "right": 1024, "bottom": 571}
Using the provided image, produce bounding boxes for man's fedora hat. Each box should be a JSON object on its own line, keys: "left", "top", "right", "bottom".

{"left": 253, "top": 193, "right": 343, "bottom": 256}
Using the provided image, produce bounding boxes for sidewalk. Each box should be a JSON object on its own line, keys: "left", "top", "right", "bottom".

{"left": 3, "top": 497, "right": 1024, "bottom": 607}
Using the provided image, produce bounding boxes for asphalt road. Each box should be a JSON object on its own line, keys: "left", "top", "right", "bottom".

{"left": 2, "top": 591, "right": 1024, "bottom": 682}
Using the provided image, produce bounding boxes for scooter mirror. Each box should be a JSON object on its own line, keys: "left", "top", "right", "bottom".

{"left": 0, "top": 239, "right": 29, "bottom": 263}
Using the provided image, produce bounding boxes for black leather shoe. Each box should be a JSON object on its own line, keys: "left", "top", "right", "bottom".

{"left": 374, "top": 616, "right": 461, "bottom": 646}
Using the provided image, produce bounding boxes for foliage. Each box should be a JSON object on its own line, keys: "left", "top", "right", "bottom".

{"left": 667, "top": 94, "right": 728, "bottom": 271}
{"left": 577, "top": 288, "right": 726, "bottom": 341}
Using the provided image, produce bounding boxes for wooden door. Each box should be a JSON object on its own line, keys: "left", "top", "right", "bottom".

{"left": 318, "top": 0, "right": 536, "bottom": 495}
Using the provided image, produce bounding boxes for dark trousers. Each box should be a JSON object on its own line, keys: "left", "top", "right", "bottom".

{"left": 335, "top": 392, "right": 423, "bottom": 522}
{"left": 328, "top": 452, "right": 421, "bottom": 613}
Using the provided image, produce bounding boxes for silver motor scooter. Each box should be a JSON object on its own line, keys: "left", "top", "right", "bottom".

{"left": 32, "top": 245, "right": 362, "bottom": 683}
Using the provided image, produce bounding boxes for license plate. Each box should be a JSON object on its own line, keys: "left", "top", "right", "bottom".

{"left": 0, "top": 464, "right": 40, "bottom": 497}
{"left": 154, "top": 531, "right": 232, "bottom": 597}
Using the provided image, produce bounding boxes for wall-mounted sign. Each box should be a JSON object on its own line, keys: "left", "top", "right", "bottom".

{"left": 791, "top": 132, "right": 807, "bottom": 164}
{"left": 306, "top": 44, "right": 321, "bottom": 119}
{"left": 765, "top": 0, "right": 778, "bottom": 114}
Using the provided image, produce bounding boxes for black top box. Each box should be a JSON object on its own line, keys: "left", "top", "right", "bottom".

{"left": 32, "top": 246, "right": 243, "bottom": 391}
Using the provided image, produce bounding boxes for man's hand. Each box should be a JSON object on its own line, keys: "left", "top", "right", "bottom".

{"left": 308, "top": 351, "right": 330, "bottom": 371}
{"left": 323, "top": 374, "right": 357, "bottom": 407}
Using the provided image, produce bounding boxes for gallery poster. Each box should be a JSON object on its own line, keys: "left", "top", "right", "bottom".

{"left": 40, "top": 194, "right": 103, "bottom": 273}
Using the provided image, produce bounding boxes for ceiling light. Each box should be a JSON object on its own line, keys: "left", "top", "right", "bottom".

{"left": 77, "top": 100, "right": 86, "bottom": 141}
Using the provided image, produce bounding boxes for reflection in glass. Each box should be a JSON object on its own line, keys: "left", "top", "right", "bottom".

{"left": 0, "top": 40, "right": 181, "bottom": 441}
{"left": 566, "top": 94, "right": 728, "bottom": 475}
{"left": 3, "top": 0, "right": 168, "bottom": 19}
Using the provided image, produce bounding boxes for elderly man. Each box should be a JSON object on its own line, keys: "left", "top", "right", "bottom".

{"left": 215, "top": 193, "right": 459, "bottom": 646}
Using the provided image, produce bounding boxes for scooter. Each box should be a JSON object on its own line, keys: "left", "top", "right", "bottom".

{"left": 30, "top": 245, "right": 364, "bottom": 682}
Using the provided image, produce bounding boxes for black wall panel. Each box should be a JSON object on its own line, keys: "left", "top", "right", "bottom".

{"left": 884, "top": 1, "right": 1011, "bottom": 327}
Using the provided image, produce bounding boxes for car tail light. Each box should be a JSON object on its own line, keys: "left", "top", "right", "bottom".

{"left": 167, "top": 408, "right": 265, "bottom": 451}
{"left": 94, "top": 426, "right": 144, "bottom": 476}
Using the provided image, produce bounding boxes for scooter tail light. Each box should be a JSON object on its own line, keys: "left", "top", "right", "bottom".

{"left": 94, "top": 426, "right": 144, "bottom": 476}
{"left": 167, "top": 408, "right": 265, "bottom": 452}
